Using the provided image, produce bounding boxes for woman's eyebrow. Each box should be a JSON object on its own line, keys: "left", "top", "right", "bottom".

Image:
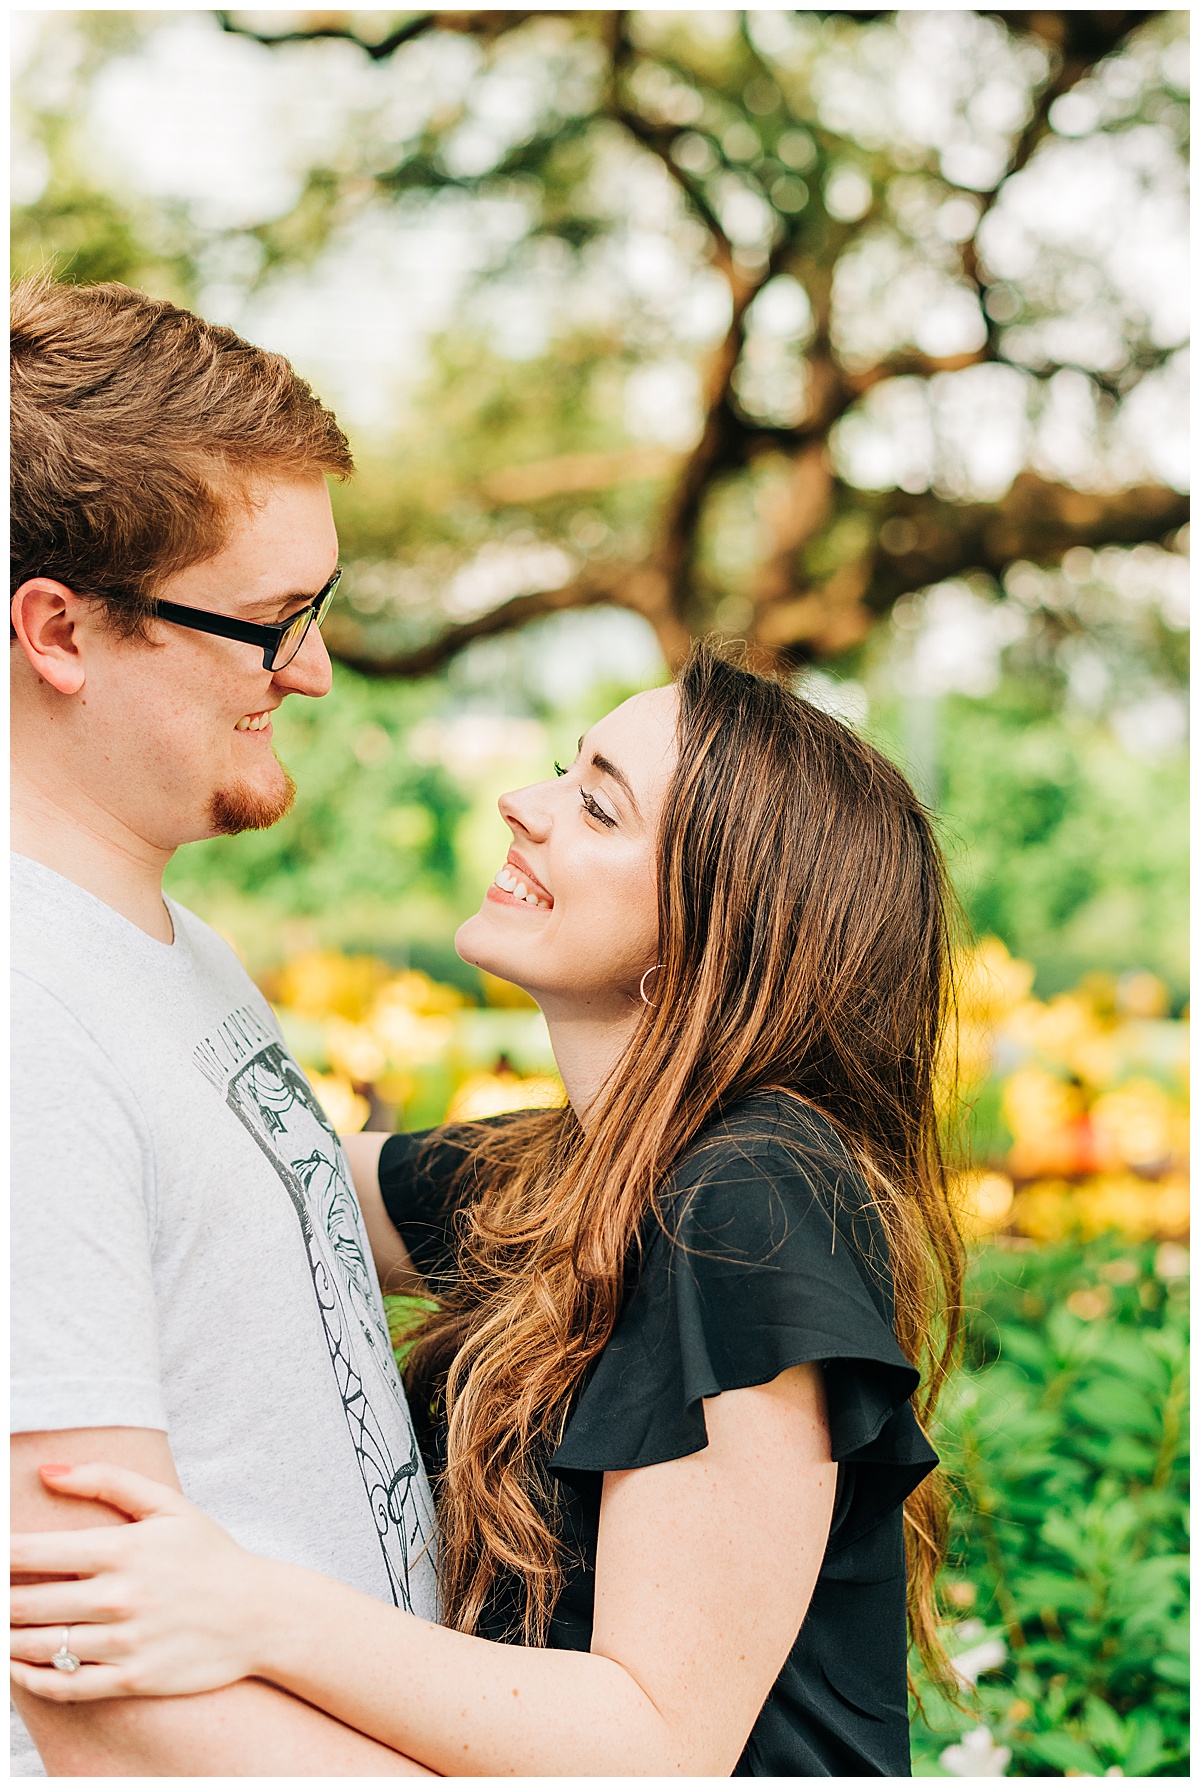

{"left": 588, "top": 748, "right": 641, "bottom": 818}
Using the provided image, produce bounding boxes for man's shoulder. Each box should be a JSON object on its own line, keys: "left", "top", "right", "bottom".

{"left": 12, "top": 859, "right": 271, "bottom": 1045}
{"left": 11, "top": 854, "right": 115, "bottom": 1008}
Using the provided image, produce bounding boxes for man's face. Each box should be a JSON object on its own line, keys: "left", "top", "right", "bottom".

{"left": 76, "top": 475, "right": 338, "bottom": 851}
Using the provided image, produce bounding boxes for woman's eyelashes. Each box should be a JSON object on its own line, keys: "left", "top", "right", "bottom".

{"left": 581, "top": 789, "right": 617, "bottom": 828}
{"left": 553, "top": 758, "right": 616, "bottom": 827}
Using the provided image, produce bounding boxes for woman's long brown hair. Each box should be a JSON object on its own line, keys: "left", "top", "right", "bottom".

{"left": 406, "top": 644, "right": 965, "bottom": 1686}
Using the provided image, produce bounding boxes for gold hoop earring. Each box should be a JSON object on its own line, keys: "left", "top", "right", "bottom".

{"left": 640, "top": 963, "right": 663, "bottom": 1005}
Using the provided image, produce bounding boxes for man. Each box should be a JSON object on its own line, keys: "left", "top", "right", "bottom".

{"left": 10, "top": 278, "right": 437, "bottom": 1775}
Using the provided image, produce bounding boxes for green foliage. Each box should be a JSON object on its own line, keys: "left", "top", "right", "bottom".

{"left": 384, "top": 1293, "right": 440, "bottom": 1368}
{"left": 858, "top": 645, "right": 1189, "bottom": 1004}
{"left": 12, "top": 13, "right": 196, "bottom": 299}
{"left": 912, "top": 1237, "right": 1189, "bottom": 1776}
{"left": 935, "top": 685, "right": 1189, "bottom": 999}
{"left": 163, "top": 666, "right": 469, "bottom": 969}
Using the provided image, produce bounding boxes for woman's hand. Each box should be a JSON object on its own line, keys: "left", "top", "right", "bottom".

{"left": 10, "top": 1463, "right": 275, "bottom": 1702}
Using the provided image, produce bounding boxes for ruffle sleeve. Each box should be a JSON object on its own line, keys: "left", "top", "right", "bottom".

{"left": 550, "top": 1098, "right": 937, "bottom": 1553}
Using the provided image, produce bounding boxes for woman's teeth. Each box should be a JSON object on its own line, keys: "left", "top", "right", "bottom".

{"left": 493, "top": 865, "right": 550, "bottom": 908}
{"left": 235, "top": 712, "right": 271, "bottom": 731}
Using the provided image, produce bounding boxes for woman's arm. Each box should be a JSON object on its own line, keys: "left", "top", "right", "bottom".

{"left": 263, "top": 1361, "right": 836, "bottom": 1776}
{"left": 340, "top": 1129, "right": 423, "bottom": 1293}
{"left": 11, "top": 1363, "right": 836, "bottom": 1777}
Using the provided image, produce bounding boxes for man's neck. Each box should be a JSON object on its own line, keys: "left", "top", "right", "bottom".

{"left": 11, "top": 772, "right": 176, "bottom": 945}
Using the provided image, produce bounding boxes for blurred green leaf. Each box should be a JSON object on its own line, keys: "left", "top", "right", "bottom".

{"left": 912, "top": 1236, "right": 1189, "bottom": 1777}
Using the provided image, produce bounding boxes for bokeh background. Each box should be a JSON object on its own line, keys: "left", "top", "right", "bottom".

{"left": 13, "top": 9, "right": 1189, "bottom": 1774}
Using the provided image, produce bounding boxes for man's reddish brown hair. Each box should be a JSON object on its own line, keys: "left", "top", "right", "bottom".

{"left": 10, "top": 277, "right": 354, "bottom": 636}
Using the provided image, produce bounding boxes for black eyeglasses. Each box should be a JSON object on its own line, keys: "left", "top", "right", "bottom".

{"left": 149, "top": 567, "right": 342, "bottom": 671}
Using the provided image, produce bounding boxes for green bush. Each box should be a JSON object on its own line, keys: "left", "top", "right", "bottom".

{"left": 912, "top": 1237, "right": 1189, "bottom": 1777}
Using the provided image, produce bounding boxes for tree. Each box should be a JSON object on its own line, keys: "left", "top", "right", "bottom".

{"left": 15, "top": 10, "right": 1189, "bottom": 678}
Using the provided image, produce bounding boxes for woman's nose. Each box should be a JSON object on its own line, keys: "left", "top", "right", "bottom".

{"left": 498, "top": 782, "right": 552, "bottom": 840}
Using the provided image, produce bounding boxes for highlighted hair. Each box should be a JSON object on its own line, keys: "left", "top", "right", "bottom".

{"left": 407, "top": 644, "right": 965, "bottom": 1689}
{"left": 10, "top": 276, "right": 353, "bottom": 632}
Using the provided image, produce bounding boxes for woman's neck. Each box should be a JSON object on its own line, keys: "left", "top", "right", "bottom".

{"left": 540, "top": 1001, "right": 642, "bottom": 1129}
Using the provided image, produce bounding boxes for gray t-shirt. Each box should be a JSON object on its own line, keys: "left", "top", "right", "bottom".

{"left": 11, "top": 853, "right": 438, "bottom": 1774}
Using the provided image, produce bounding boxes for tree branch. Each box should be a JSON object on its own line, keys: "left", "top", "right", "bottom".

{"left": 605, "top": 17, "right": 737, "bottom": 278}
{"left": 215, "top": 10, "right": 439, "bottom": 60}
{"left": 960, "top": 13, "right": 1162, "bottom": 290}
{"left": 325, "top": 560, "right": 692, "bottom": 679}
{"left": 602, "top": 11, "right": 797, "bottom": 633}
{"left": 480, "top": 446, "right": 682, "bottom": 505}
{"left": 215, "top": 7, "right": 1180, "bottom": 683}
{"left": 748, "top": 470, "right": 1188, "bottom": 662}
{"left": 216, "top": 10, "right": 551, "bottom": 61}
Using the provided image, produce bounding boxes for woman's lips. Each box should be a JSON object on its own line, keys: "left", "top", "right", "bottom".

{"left": 489, "top": 850, "right": 553, "bottom": 909}
{"left": 486, "top": 881, "right": 551, "bottom": 910}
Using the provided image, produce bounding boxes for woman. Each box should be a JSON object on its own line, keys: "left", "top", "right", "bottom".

{"left": 11, "top": 648, "right": 964, "bottom": 1776}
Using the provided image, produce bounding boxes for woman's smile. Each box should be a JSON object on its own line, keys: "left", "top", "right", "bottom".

{"left": 488, "top": 848, "right": 553, "bottom": 910}
{"left": 457, "top": 689, "right": 677, "bottom": 1021}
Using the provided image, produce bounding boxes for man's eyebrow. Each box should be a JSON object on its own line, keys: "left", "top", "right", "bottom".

{"left": 589, "top": 750, "right": 641, "bottom": 818}
{"left": 245, "top": 571, "right": 338, "bottom": 621}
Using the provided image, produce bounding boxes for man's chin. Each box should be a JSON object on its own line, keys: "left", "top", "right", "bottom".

{"left": 208, "top": 765, "right": 297, "bottom": 836}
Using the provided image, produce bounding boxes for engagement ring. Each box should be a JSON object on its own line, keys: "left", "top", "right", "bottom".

{"left": 51, "top": 1630, "right": 80, "bottom": 1674}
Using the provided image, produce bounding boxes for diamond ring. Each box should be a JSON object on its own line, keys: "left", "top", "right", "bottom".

{"left": 51, "top": 1629, "right": 80, "bottom": 1674}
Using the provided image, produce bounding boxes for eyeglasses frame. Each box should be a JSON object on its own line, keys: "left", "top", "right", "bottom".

{"left": 147, "top": 567, "right": 343, "bottom": 671}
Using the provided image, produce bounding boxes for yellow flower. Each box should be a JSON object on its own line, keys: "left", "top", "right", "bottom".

{"left": 952, "top": 1170, "right": 1015, "bottom": 1239}
{"left": 306, "top": 1070, "right": 370, "bottom": 1134}
{"left": 368, "top": 1001, "right": 455, "bottom": 1069}
{"left": 948, "top": 1018, "right": 997, "bottom": 1089}
{"left": 1003, "top": 1068, "right": 1085, "bottom": 1178}
{"left": 375, "top": 970, "right": 468, "bottom": 1018}
{"left": 1011, "top": 1180, "right": 1077, "bottom": 1243}
{"left": 445, "top": 1071, "right": 565, "bottom": 1123}
{"left": 955, "top": 938, "right": 1035, "bottom": 1025}
{"left": 1153, "top": 1176, "right": 1190, "bottom": 1240}
{"left": 479, "top": 971, "right": 539, "bottom": 1010}
{"left": 274, "top": 950, "right": 391, "bottom": 1022}
{"left": 1090, "top": 1079, "right": 1177, "bottom": 1173}
{"left": 374, "top": 1069, "right": 416, "bottom": 1108}
{"left": 1074, "top": 1174, "right": 1158, "bottom": 1242}
{"left": 325, "top": 1016, "right": 389, "bottom": 1086}
{"left": 1003, "top": 1069, "right": 1074, "bottom": 1134}
{"left": 1004, "top": 992, "right": 1116, "bottom": 1088}
{"left": 1117, "top": 970, "right": 1170, "bottom": 1019}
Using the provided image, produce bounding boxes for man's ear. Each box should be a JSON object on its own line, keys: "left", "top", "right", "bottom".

{"left": 10, "top": 580, "right": 90, "bottom": 695}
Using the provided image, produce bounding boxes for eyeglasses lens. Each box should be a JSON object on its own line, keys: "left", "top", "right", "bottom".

{"left": 273, "top": 608, "right": 314, "bottom": 671}
{"left": 271, "top": 572, "right": 340, "bottom": 671}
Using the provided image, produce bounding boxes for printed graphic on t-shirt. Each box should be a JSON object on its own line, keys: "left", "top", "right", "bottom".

{"left": 193, "top": 1004, "right": 433, "bottom": 1609}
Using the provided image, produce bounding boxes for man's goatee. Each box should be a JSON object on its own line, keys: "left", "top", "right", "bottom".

{"left": 209, "top": 764, "right": 297, "bottom": 835}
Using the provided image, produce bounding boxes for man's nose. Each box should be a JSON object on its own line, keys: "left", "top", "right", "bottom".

{"left": 273, "top": 618, "right": 333, "bottom": 699}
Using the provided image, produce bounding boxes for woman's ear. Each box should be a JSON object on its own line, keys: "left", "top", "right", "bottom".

{"left": 10, "top": 579, "right": 89, "bottom": 695}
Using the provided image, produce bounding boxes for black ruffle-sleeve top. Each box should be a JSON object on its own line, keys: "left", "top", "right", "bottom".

{"left": 379, "top": 1090, "right": 936, "bottom": 1777}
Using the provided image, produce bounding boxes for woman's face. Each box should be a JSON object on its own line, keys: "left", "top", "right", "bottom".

{"left": 455, "top": 685, "right": 679, "bottom": 1017}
